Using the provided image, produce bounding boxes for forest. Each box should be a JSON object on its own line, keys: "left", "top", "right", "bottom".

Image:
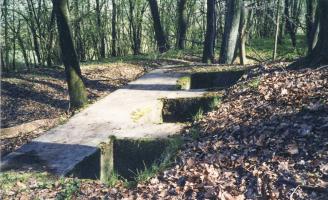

{"left": 0, "top": 0, "right": 327, "bottom": 199}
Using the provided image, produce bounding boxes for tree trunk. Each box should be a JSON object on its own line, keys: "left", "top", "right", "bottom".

{"left": 96, "top": 0, "right": 105, "bottom": 59}
{"left": 12, "top": 0, "right": 16, "bottom": 71}
{"left": 289, "top": 0, "right": 328, "bottom": 69}
{"left": 284, "top": 0, "right": 297, "bottom": 48}
{"left": 238, "top": 3, "right": 248, "bottom": 65}
{"left": 16, "top": 21, "right": 30, "bottom": 70}
{"left": 111, "top": 0, "right": 117, "bottom": 57}
{"left": 3, "top": 0, "right": 9, "bottom": 71}
{"left": 273, "top": 0, "right": 281, "bottom": 61}
{"left": 278, "top": 0, "right": 285, "bottom": 44}
{"left": 176, "top": 0, "right": 187, "bottom": 49}
{"left": 46, "top": 8, "right": 55, "bottom": 67}
{"left": 52, "top": 0, "right": 88, "bottom": 109}
{"left": 128, "top": 0, "right": 144, "bottom": 55}
{"left": 202, "top": 0, "right": 216, "bottom": 63}
{"left": 219, "top": 0, "right": 242, "bottom": 64}
{"left": 148, "top": 0, "right": 169, "bottom": 53}
{"left": 72, "top": 0, "right": 86, "bottom": 61}
{"left": 27, "top": 0, "right": 42, "bottom": 66}
{"left": 306, "top": 0, "right": 318, "bottom": 53}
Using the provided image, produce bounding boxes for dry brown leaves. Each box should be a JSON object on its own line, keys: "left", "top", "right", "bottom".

{"left": 1, "top": 63, "right": 327, "bottom": 199}
{"left": 124, "top": 64, "right": 328, "bottom": 199}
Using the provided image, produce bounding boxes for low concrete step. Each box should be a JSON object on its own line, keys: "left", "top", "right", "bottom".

{"left": 1, "top": 65, "right": 207, "bottom": 179}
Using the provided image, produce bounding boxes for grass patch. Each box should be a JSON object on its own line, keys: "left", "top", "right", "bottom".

{"left": 247, "top": 35, "right": 307, "bottom": 61}
{"left": 0, "top": 171, "right": 55, "bottom": 194}
{"left": 246, "top": 77, "right": 261, "bottom": 90}
{"left": 192, "top": 108, "right": 204, "bottom": 121}
{"left": 56, "top": 178, "right": 81, "bottom": 200}
{"left": 128, "top": 136, "right": 183, "bottom": 186}
{"left": 106, "top": 136, "right": 184, "bottom": 189}
{"left": 209, "top": 95, "right": 221, "bottom": 109}
{"left": 189, "top": 127, "right": 201, "bottom": 140}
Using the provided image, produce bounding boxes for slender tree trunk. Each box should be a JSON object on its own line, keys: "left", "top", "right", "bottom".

{"left": 46, "top": 8, "right": 55, "bottom": 67}
{"left": 27, "top": 0, "right": 42, "bottom": 66}
{"left": 96, "top": 0, "right": 105, "bottom": 59}
{"left": 17, "top": 20, "right": 30, "bottom": 69}
{"left": 1, "top": 47, "right": 4, "bottom": 70}
{"left": 176, "top": 0, "right": 187, "bottom": 49}
{"left": 53, "top": 0, "right": 88, "bottom": 109}
{"left": 3, "top": 0, "right": 9, "bottom": 71}
{"left": 12, "top": 0, "right": 16, "bottom": 70}
{"left": 306, "top": 0, "right": 318, "bottom": 53}
{"left": 289, "top": 0, "right": 328, "bottom": 69}
{"left": 148, "top": 0, "right": 169, "bottom": 53}
{"left": 202, "top": 0, "right": 216, "bottom": 63}
{"left": 128, "top": 0, "right": 144, "bottom": 55}
{"left": 278, "top": 0, "right": 285, "bottom": 44}
{"left": 17, "top": 34, "right": 29, "bottom": 70}
{"left": 311, "top": 17, "right": 320, "bottom": 51}
{"left": 72, "top": 0, "right": 86, "bottom": 61}
{"left": 219, "top": 0, "right": 242, "bottom": 64}
{"left": 111, "top": 0, "right": 117, "bottom": 57}
{"left": 284, "top": 0, "right": 297, "bottom": 48}
{"left": 273, "top": 0, "right": 281, "bottom": 61}
{"left": 238, "top": 3, "right": 248, "bottom": 65}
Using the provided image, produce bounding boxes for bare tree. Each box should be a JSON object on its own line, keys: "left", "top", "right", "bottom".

{"left": 202, "top": 0, "right": 216, "bottom": 63}
{"left": 111, "top": 0, "right": 117, "bottom": 56}
{"left": 176, "top": 0, "right": 187, "bottom": 49}
{"left": 148, "top": 0, "right": 169, "bottom": 53}
{"left": 273, "top": 0, "right": 282, "bottom": 61}
{"left": 96, "top": 0, "right": 105, "bottom": 59}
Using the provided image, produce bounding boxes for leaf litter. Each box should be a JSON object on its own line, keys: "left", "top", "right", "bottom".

{"left": 1, "top": 63, "right": 327, "bottom": 199}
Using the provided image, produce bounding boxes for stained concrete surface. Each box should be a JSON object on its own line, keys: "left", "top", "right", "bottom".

{"left": 1, "top": 65, "right": 206, "bottom": 177}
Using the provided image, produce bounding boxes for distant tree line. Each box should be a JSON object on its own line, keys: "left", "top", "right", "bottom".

{"left": 2, "top": 0, "right": 325, "bottom": 70}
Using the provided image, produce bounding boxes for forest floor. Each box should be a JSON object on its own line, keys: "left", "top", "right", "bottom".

{"left": 1, "top": 60, "right": 327, "bottom": 199}
{"left": 0, "top": 60, "right": 170, "bottom": 156}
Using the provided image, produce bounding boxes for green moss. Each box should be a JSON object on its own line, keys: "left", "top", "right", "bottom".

{"left": 176, "top": 76, "right": 191, "bottom": 90}
{"left": 68, "top": 67, "right": 88, "bottom": 109}
{"left": 131, "top": 107, "right": 152, "bottom": 122}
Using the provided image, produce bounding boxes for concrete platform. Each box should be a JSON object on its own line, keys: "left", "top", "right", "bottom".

{"left": 0, "top": 65, "right": 206, "bottom": 179}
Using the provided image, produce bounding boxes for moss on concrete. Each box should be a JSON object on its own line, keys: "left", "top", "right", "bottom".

{"left": 176, "top": 76, "right": 191, "bottom": 90}
{"left": 131, "top": 107, "right": 152, "bottom": 123}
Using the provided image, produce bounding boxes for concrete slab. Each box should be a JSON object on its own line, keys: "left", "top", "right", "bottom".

{"left": 1, "top": 65, "right": 206, "bottom": 178}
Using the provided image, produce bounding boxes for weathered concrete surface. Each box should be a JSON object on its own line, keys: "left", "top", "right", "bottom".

{"left": 1, "top": 65, "right": 206, "bottom": 177}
